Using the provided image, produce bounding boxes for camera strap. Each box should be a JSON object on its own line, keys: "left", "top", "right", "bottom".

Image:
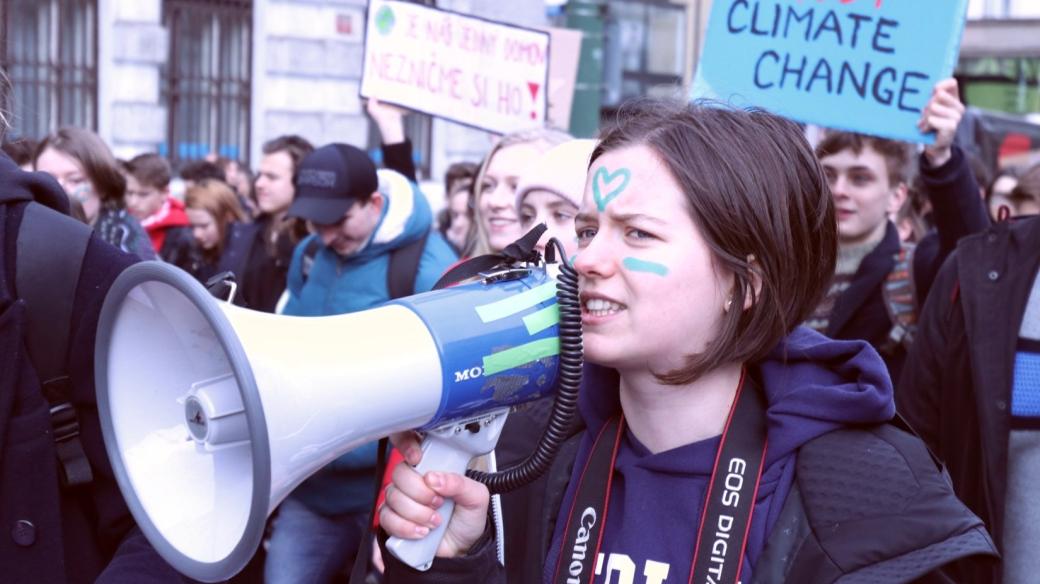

{"left": 553, "top": 370, "right": 767, "bottom": 584}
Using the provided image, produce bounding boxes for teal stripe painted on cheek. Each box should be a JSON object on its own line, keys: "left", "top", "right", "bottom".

{"left": 622, "top": 257, "right": 669, "bottom": 276}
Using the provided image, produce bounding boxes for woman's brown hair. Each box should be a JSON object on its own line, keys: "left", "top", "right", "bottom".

{"left": 592, "top": 99, "right": 837, "bottom": 384}
{"left": 186, "top": 178, "right": 247, "bottom": 258}
{"left": 33, "top": 127, "right": 127, "bottom": 207}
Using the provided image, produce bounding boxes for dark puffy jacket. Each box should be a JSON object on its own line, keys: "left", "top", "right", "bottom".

{"left": 218, "top": 216, "right": 296, "bottom": 313}
{"left": 158, "top": 225, "right": 198, "bottom": 272}
{"left": 899, "top": 216, "right": 1040, "bottom": 583}
{"left": 0, "top": 153, "right": 184, "bottom": 582}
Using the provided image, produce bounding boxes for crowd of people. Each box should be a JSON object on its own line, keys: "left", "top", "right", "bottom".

{"left": 3, "top": 72, "right": 1040, "bottom": 584}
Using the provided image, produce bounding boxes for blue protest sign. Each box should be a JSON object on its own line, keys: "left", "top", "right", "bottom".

{"left": 691, "top": 0, "right": 969, "bottom": 143}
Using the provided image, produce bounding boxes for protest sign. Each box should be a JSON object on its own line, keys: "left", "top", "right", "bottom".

{"left": 691, "top": 0, "right": 969, "bottom": 143}
{"left": 361, "top": 1, "right": 550, "bottom": 135}
{"left": 544, "top": 26, "right": 582, "bottom": 131}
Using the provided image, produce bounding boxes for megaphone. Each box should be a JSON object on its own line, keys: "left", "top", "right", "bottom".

{"left": 95, "top": 258, "right": 576, "bottom": 582}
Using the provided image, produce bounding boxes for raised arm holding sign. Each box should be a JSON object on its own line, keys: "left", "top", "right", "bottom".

{"left": 919, "top": 79, "right": 965, "bottom": 167}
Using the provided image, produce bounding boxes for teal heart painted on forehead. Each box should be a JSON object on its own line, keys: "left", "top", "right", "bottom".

{"left": 592, "top": 166, "right": 631, "bottom": 212}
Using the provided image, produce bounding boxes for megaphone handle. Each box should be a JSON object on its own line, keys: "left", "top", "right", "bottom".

{"left": 385, "top": 436, "right": 468, "bottom": 571}
{"left": 385, "top": 410, "right": 509, "bottom": 571}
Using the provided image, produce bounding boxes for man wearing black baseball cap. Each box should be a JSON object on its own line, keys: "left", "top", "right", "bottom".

{"left": 287, "top": 143, "right": 384, "bottom": 257}
{"left": 266, "top": 142, "right": 457, "bottom": 584}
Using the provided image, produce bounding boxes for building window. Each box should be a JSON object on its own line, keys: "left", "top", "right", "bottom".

{"left": 162, "top": 0, "right": 252, "bottom": 165}
{"left": 602, "top": 0, "right": 686, "bottom": 108}
{"left": 958, "top": 57, "right": 1040, "bottom": 115}
{"left": 0, "top": 0, "right": 98, "bottom": 140}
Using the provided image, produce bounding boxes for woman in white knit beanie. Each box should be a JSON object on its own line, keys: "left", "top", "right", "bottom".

{"left": 467, "top": 128, "right": 572, "bottom": 257}
{"left": 515, "top": 139, "right": 598, "bottom": 262}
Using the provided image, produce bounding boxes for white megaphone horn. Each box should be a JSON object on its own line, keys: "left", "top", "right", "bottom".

{"left": 95, "top": 256, "right": 577, "bottom": 582}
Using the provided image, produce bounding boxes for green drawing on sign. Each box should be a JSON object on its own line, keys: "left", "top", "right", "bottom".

{"left": 592, "top": 166, "right": 632, "bottom": 212}
{"left": 375, "top": 5, "right": 396, "bottom": 35}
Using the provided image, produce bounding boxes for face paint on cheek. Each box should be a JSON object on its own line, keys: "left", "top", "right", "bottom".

{"left": 592, "top": 166, "right": 632, "bottom": 212}
{"left": 68, "top": 183, "right": 93, "bottom": 204}
{"left": 622, "top": 257, "right": 669, "bottom": 277}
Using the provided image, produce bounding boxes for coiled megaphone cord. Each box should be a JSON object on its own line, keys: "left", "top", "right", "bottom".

{"left": 467, "top": 236, "right": 583, "bottom": 493}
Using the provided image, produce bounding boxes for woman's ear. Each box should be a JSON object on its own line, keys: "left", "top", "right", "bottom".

{"left": 743, "top": 254, "right": 763, "bottom": 311}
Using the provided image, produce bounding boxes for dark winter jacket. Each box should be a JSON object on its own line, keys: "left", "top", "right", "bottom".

{"left": 141, "top": 196, "right": 197, "bottom": 271}
{"left": 0, "top": 153, "right": 184, "bottom": 582}
{"left": 382, "top": 139, "right": 417, "bottom": 183}
{"left": 898, "top": 216, "right": 1040, "bottom": 583}
{"left": 381, "top": 328, "right": 997, "bottom": 583}
{"left": 157, "top": 225, "right": 197, "bottom": 272}
{"left": 825, "top": 146, "right": 989, "bottom": 380}
{"left": 94, "top": 204, "right": 157, "bottom": 261}
{"left": 182, "top": 222, "right": 255, "bottom": 311}
{"left": 219, "top": 215, "right": 296, "bottom": 312}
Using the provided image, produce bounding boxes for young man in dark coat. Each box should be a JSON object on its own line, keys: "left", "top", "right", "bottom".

{"left": 899, "top": 213, "right": 1040, "bottom": 583}
{"left": 807, "top": 79, "right": 990, "bottom": 380}
{"left": 221, "top": 135, "right": 314, "bottom": 312}
{"left": 0, "top": 150, "right": 185, "bottom": 582}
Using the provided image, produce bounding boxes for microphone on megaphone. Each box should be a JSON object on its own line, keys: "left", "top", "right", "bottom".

{"left": 95, "top": 231, "right": 581, "bottom": 581}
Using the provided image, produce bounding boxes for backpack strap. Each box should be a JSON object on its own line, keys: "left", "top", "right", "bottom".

{"left": 387, "top": 230, "right": 429, "bottom": 299}
{"left": 300, "top": 236, "right": 322, "bottom": 284}
{"left": 299, "top": 229, "right": 429, "bottom": 299}
{"left": 881, "top": 241, "right": 918, "bottom": 353}
{"left": 15, "top": 202, "right": 94, "bottom": 488}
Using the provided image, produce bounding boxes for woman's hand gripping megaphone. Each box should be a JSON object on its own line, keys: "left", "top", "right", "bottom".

{"left": 381, "top": 413, "right": 506, "bottom": 570}
{"left": 380, "top": 430, "right": 492, "bottom": 562}
{"left": 381, "top": 227, "right": 583, "bottom": 571}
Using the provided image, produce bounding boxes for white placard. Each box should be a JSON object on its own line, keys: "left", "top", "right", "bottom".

{"left": 361, "top": 1, "right": 551, "bottom": 135}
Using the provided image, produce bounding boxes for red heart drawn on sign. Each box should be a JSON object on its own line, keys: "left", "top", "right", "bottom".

{"left": 527, "top": 82, "right": 541, "bottom": 101}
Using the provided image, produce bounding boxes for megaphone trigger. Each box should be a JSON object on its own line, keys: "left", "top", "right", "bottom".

{"left": 384, "top": 408, "right": 510, "bottom": 571}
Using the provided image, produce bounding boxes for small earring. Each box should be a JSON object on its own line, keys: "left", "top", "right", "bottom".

{"left": 724, "top": 298, "right": 733, "bottom": 312}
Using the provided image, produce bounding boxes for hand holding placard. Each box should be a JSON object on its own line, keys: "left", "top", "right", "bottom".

{"left": 367, "top": 98, "right": 409, "bottom": 145}
{"left": 919, "top": 79, "right": 964, "bottom": 167}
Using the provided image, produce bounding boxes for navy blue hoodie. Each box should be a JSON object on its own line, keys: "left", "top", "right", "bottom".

{"left": 542, "top": 326, "right": 895, "bottom": 583}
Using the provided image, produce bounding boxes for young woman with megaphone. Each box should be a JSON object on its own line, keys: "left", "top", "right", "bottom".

{"left": 377, "top": 99, "right": 999, "bottom": 583}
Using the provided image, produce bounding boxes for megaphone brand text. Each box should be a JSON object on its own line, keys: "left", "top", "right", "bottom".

{"left": 453, "top": 366, "right": 484, "bottom": 382}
